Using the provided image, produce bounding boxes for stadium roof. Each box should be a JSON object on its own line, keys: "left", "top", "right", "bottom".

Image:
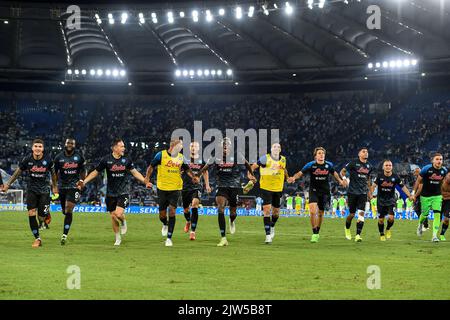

{"left": 0, "top": 0, "right": 450, "bottom": 88}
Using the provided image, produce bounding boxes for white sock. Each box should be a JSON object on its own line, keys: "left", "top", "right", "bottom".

{"left": 115, "top": 232, "right": 121, "bottom": 241}
{"left": 122, "top": 220, "right": 127, "bottom": 227}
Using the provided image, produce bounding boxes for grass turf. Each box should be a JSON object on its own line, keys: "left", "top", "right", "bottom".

{"left": 0, "top": 211, "right": 449, "bottom": 300}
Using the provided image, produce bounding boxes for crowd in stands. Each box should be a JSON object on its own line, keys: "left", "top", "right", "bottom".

{"left": 0, "top": 91, "right": 448, "bottom": 204}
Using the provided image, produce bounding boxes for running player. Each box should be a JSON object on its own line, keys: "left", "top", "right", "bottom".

{"left": 145, "top": 139, "right": 198, "bottom": 247}
{"left": 340, "top": 147, "right": 373, "bottom": 242}
{"left": 198, "top": 137, "right": 256, "bottom": 247}
{"left": 250, "top": 143, "right": 290, "bottom": 244}
{"left": 181, "top": 141, "right": 211, "bottom": 241}
{"left": 414, "top": 153, "right": 448, "bottom": 242}
{"left": 2, "top": 139, "right": 57, "bottom": 247}
{"left": 332, "top": 196, "right": 338, "bottom": 218}
{"left": 77, "top": 138, "right": 150, "bottom": 246}
{"left": 54, "top": 138, "right": 86, "bottom": 245}
{"left": 370, "top": 196, "right": 377, "bottom": 219}
{"left": 288, "top": 147, "right": 346, "bottom": 243}
{"left": 338, "top": 195, "right": 346, "bottom": 217}
{"left": 439, "top": 172, "right": 450, "bottom": 241}
{"left": 371, "top": 160, "right": 413, "bottom": 241}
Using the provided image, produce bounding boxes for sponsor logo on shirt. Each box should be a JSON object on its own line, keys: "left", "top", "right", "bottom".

{"left": 30, "top": 166, "right": 47, "bottom": 173}
{"left": 271, "top": 163, "right": 284, "bottom": 170}
{"left": 380, "top": 181, "right": 394, "bottom": 187}
{"left": 219, "top": 163, "right": 235, "bottom": 168}
{"left": 111, "top": 164, "right": 126, "bottom": 171}
{"left": 357, "top": 167, "right": 369, "bottom": 174}
{"left": 166, "top": 160, "right": 181, "bottom": 168}
{"left": 312, "top": 168, "right": 329, "bottom": 175}
{"left": 63, "top": 162, "right": 78, "bottom": 169}
{"left": 429, "top": 173, "right": 444, "bottom": 181}
{"left": 189, "top": 163, "right": 202, "bottom": 170}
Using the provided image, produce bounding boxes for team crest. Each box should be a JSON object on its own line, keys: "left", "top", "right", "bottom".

{"left": 121, "top": 159, "right": 126, "bottom": 163}
{"left": 42, "top": 160, "right": 47, "bottom": 165}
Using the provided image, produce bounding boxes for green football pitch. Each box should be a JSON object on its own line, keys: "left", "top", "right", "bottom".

{"left": 1, "top": 211, "right": 449, "bottom": 300}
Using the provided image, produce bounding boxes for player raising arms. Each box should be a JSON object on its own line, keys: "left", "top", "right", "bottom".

{"left": 54, "top": 138, "right": 86, "bottom": 245}
{"left": 2, "top": 139, "right": 57, "bottom": 247}
{"left": 370, "top": 160, "right": 413, "bottom": 241}
{"left": 288, "top": 147, "right": 347, "bottom": 243}
{"left": 181, "top": 141, "right": 211, "bottom": 241}
{"left": 340, "top": 147, "right": 373, "bottom": 242}
{"left": 439, "top": 172, "right": 450, "bottom": 241}
{"left": 145, "top": 139, "right": 198, "bottom": 247}
{"left": 198, "top": 137, "right": 256, "bottom": 247}
{"left": 250, "top": 143, "right": 290, "bottom": 244}
{"left": 77, "top": 138, "right": 150, "bottom": 246}
{"left": 413, "top": 153, "right": 448, "bottom": 242}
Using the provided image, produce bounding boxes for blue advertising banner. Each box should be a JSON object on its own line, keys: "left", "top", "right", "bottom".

{"left": 48, "top": 204, "right": 263, "bottom": 216}
{"left": 1, "top": 204, "right": 426, "bottom": 220}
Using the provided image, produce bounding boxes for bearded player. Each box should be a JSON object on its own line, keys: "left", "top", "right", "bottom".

{"left": 54, "top": 138, "right": 86, "bottom": 245}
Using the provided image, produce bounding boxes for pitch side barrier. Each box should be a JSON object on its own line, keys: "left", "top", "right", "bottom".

{"left": 0, "top": 203, "right": 427, "bottom": 219}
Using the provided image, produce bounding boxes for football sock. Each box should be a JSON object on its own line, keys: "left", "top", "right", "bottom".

{"left": 264, "top": 216, "right": 271, "bottom": 235}
{"left": 218, "top": 209, "right": 226, "bottom": 237}
{"left": 433, "top": 212, "right": 441, "bottom": 237}
{"left": 63, "top": 211, "right": 73, "bottom": 236}
{"left": 184, "top": 209, "right": 191, "bottom": 222}
{"left": 167, "top": 216, "right": 176, "bottom": 239}
{"left": 159, "top": 215, "right": 168, "bottom": 226}
{"left": 191, "top": 208, "right": 198, "bottom": 232}
{"left": 356, "top": 221, "right": 364, "bottom": 235}
{"left": 271, "top": 215, "right": 279, "bottom": 227}
{"left": 29, "top": 216, "right": 39, "bottom": 239}
{"left": 345, "top": 216, "right": 352, "bottom": 229}
{"left": 386, "top": 219, "right": 394, "bottom": 230}
{"left": 378, "top": 222, "right": 384, "bottom": 235}
{"left": 441, "top": 222, "right": 449, "bottom": 235}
